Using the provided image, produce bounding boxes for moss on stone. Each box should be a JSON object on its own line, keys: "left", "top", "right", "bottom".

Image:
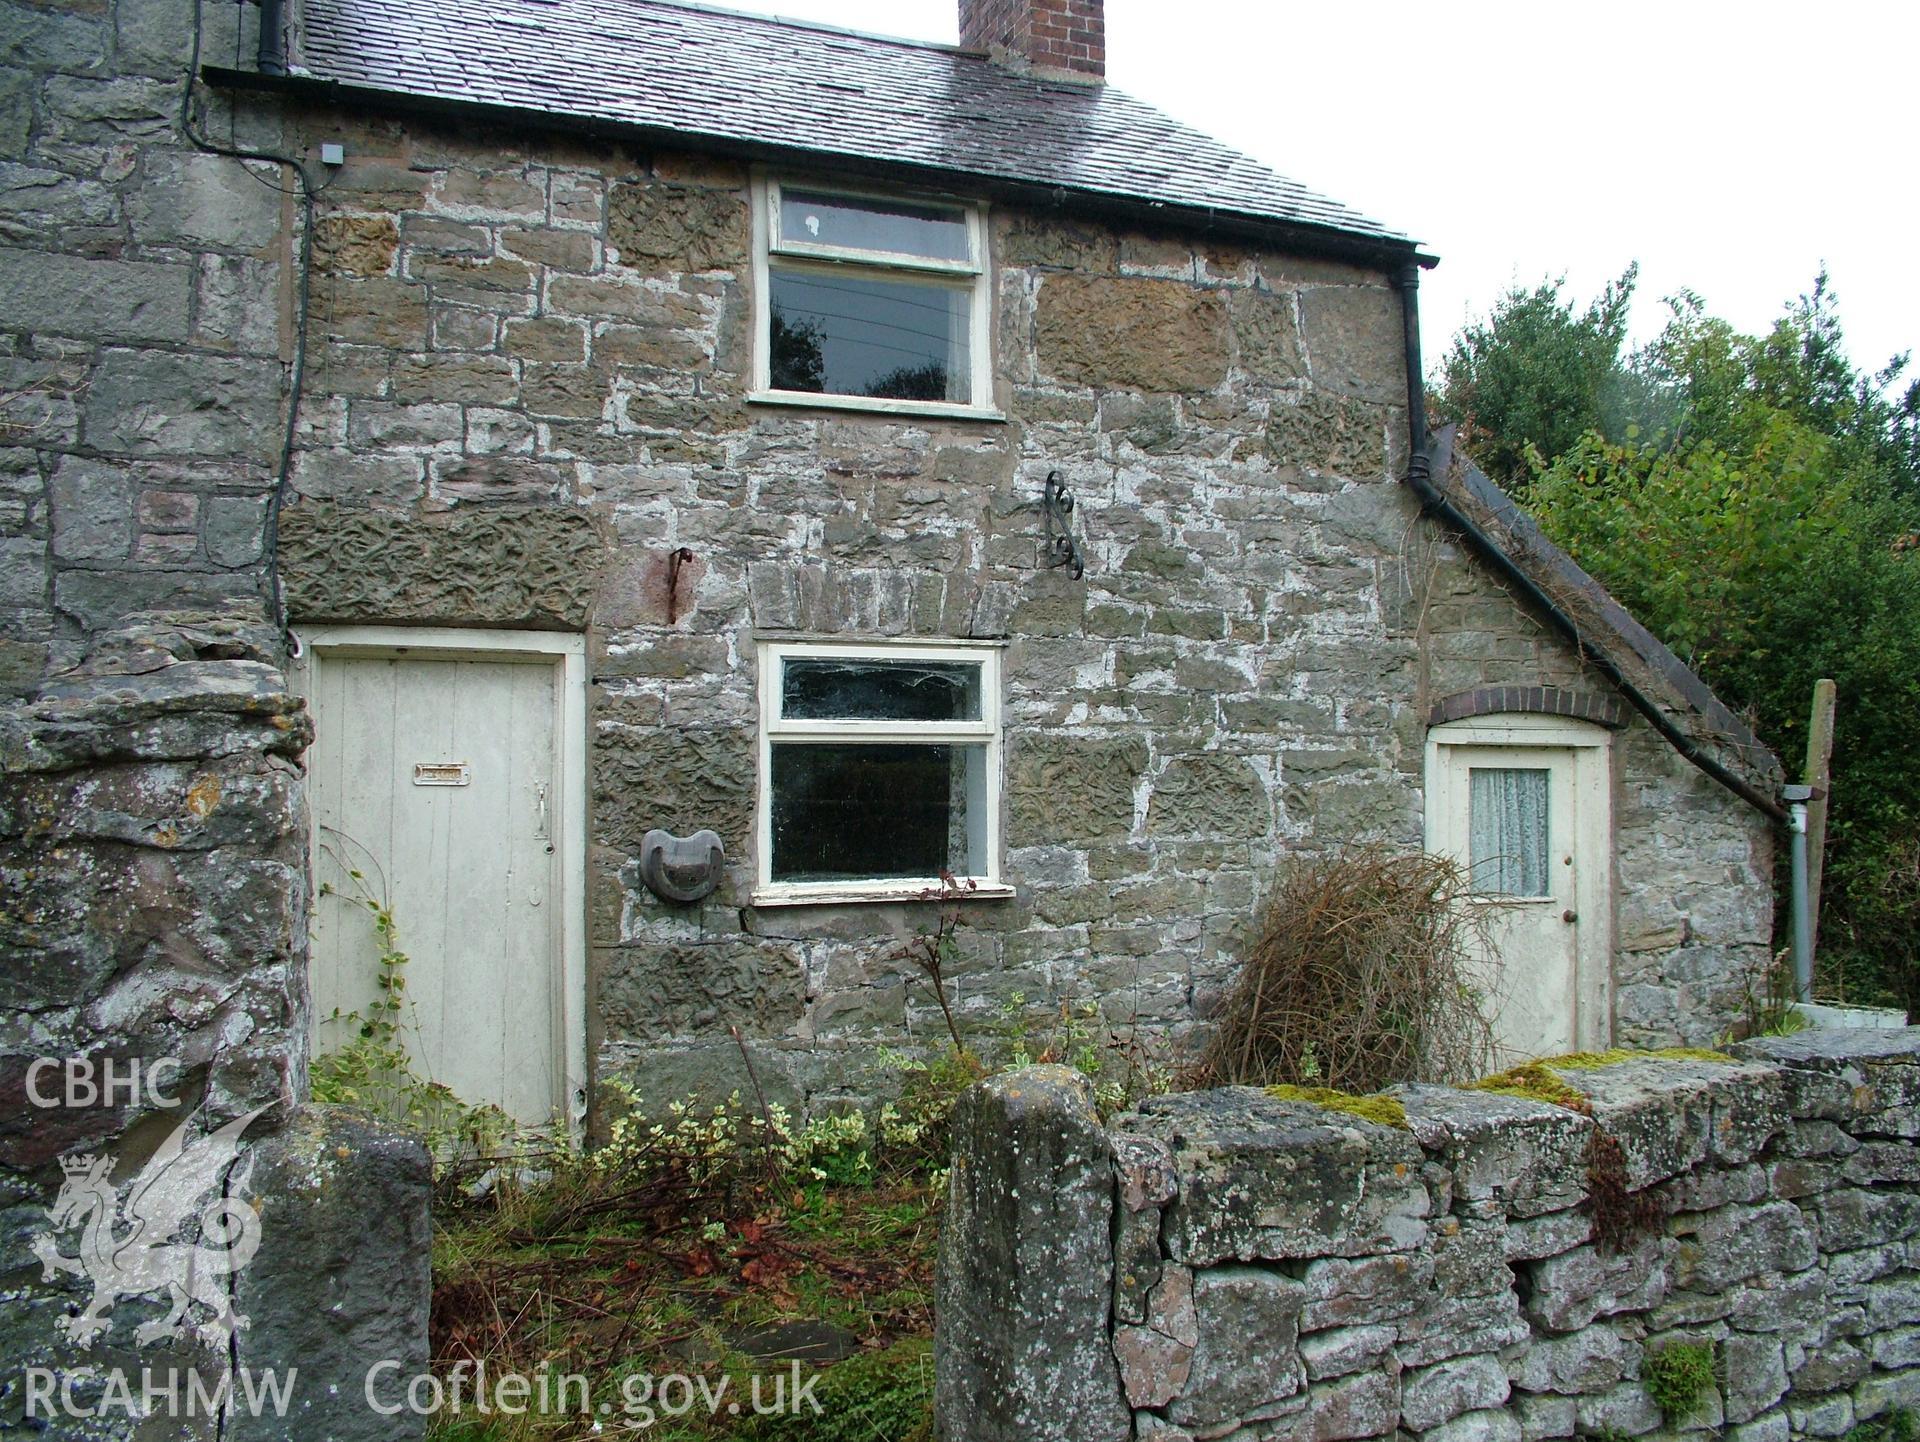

{"left": 1466, "top": 1047, "right": 1735, "bottom": 1112}
{"left": 1264, "top": 1085, "right": 1409, "bottom": 1129}
{"left": 1550, "top": 1046, "right": 1734, "bottom": 1069}
{"left": 1465, "top": 1062, "right": 1592, "bottom": 1113}
{"left": 1643, "top": 1339, "right": 1717, "bottom": 1422}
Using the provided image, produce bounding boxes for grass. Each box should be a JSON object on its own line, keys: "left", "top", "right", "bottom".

{"left": 412, "top": 984, "right": 1174, "bottom": 1441}
{"left": 1845, "top": 1409, "right": 1918, "bottom": 1442}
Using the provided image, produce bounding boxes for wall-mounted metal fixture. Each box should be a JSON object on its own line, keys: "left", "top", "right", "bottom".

{"left": 665, "top": 546, "right": 696, "bottom": 623}
{"left": 640, "top": 828, "right": 726, "bottom": 903}
{"left": 1041, "top": 470, "right": 1085, "bottom": 579}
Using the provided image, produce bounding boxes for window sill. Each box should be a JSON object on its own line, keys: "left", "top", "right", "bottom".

{"left": 748, "top": 390, "right": 1007, "bottom": 423}
{"left": 751, "top": 879, "right": 1017, "bottom": 908}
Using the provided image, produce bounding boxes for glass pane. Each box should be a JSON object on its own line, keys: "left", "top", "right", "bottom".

{"left": 780, "top": 189, "right": 971, "bottom": 262}
{"left": 782, "top": 657, "right": 982, "bottom": 722}
{"left": 771, "top": 743, "right": 986, "bottom": 883}
{"left": 1469, "top": 767, "right": 1550, "bottom": 897}
{"left": 769, "top": 268, "right": 971, "bottom": 403}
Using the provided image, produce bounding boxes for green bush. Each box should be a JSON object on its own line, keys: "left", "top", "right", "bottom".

{"left": 1532, "top": 431, "right": 1920, "bottom": 1007}
{"left": 1443, "top": 270, "right": 1920, "bottom": 1011}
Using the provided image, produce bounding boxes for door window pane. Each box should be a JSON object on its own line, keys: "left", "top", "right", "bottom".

{"left": 770, "top": 742, "right": 986, "bottom": 882}
{"left": 1469, "top": 767, "right": 1551, "bottom": 897}
{"left": 769, "top": 269, "right": 971, "bottom": 403}
{"left": 780, "top": 189, "right": 971, "bottom": 262}
{"left": 782, "top": 657, "right": 981, "bottom": 722}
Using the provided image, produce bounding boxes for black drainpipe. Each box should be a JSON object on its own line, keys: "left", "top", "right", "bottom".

{"left": 1392, "top": 263, "right": 1788, "bottom": 826}
{"left": 258, "top": 0, "right": 288, "bottom": 75}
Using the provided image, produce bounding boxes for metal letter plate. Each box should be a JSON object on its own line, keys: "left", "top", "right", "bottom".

{"left": 412, "top": 762, "right": 471, "bottom": 787}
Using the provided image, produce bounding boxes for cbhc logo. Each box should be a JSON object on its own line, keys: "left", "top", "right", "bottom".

{"left": 24, "top": 1056, "right": 183, "bottom": 1110}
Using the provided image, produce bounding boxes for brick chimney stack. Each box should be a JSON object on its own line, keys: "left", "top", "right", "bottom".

{"left": 959, "top": 0, "right": 1105, "bottom": 84}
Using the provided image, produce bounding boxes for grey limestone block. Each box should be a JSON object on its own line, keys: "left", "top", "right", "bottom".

{"left": 228, "top": 1106, "right": 432, "bottom": 1442}
{"left": 933, "top": 1066, "right": 1129, "bottom": 1442}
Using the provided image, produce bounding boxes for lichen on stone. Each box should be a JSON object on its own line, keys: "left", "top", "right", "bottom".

{"left": 1264, "top": 1084, "right": 1409, "bottom": 1129}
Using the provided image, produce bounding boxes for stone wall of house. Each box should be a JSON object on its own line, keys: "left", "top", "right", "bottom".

{"left": 251, "top": 95, "right": 1771, "bottom": 1106}
{"left": 0, "top": 0, "right": 289, "bottom": 686}
{"left": 935, "top": 1033, "right": 1920, "bottom": 1442}
{"left": 0, "top": 15, "right": 436, "bottom": 1424}
{"left": 1, "top": 0, "right": 1773, "bottom": 1134}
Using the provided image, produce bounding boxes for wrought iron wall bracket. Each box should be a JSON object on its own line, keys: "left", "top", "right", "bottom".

{"left": 1041, "top": 471, "right": 1086, "bottom": 579}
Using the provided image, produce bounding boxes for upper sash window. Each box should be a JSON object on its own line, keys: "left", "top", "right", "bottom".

{"left": 752, "top": 181, "right": 998, "bottom": 420}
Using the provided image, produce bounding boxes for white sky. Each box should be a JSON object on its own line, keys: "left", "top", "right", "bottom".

{"left": 747, "top": 0, "right": 1918, "bottom": 380}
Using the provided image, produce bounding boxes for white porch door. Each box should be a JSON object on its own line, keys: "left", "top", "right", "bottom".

{"left": 297, "top": 628, "right": 585, "bottom": 1128}
{"left": 1427, "top": 720, "right": 1612, "bottom": 1065}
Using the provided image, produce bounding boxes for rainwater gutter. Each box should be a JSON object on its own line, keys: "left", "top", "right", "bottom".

{"left": 258, "top": 0, "right": 288, "bottom": 75}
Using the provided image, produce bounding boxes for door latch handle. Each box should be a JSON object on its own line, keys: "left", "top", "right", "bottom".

{"left": 534, "top": 781, "right": 550, "bottom": 841}
{"left": 1562, "top": 909, "right": 1578, "bottom": 924}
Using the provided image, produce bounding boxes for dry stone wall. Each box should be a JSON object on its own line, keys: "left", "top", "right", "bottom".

{"left": 0, "top": 610, "right": 430, "bottom": 1440}
{"left": 935, "top": 1033, "right": 1920, "bottom": 1442}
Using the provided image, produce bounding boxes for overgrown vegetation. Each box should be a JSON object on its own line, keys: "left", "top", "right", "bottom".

{"left": 1641, "top": 1339, "right": 1717, "bottom": 1423}
{"left": 309, "top": 869, "right": 515, "bottom": 1161}
{"left": 1734, "top": 948, "right": 1814, "bottom": 1041}
{"left": 1435, "top": 270, "right": 1920, "bottom": 1012}
{"left": 427, "top": 1082, "right": 947, "bottom": 1439}
{"left": 416, "top": 877, "right": 1177, "bottom": 1440}
{"left": 1198, "top": 848, "right": 1495, "bottom": 1091}
{"left": 733, "top": 1341, "right": 933, "bottom": 1442}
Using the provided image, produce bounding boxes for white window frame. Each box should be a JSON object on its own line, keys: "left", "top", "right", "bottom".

{"left": 749, "top": 175, "right": 1004, "bottom": 422}
{"left": 754, "top": 638, "right": 1012, "bottom": 906}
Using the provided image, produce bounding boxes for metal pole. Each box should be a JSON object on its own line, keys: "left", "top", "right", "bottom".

{"left": 1785, "top": 784, "right": 1816, "bottom": 1003}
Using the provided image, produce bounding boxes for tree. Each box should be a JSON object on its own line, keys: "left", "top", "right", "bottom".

{"left": 1506, "top": 278, "right": 1920, "bottom": 1009}
{"left": 1639, "top": 271, "right": 1920, "bottom": 495}
{"left": 769, "top": 309, "right": 826, "bottom": 393}
{"left": 866, "top": 362, "right": 948, "bottom": 402}
{"left": 1433, "top": 265, "right": 1642, "bottom": 494}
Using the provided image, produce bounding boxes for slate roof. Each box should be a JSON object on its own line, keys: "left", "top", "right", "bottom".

{"left": 288, "top": 0, "right": 1417, "bottom": 254}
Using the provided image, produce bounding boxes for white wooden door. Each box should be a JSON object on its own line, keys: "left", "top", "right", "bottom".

{"left": 299, "top": 632, "right": 582, "bottom": 1128}
{"left": 1427, "top": 720, "right": 1612, "bottom": 1065}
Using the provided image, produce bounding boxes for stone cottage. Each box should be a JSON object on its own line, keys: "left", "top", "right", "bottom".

{"left": 1, "top": 0, "right": 1787, "bottom": 1407}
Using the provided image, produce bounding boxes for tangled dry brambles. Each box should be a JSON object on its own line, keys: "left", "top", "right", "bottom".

{"left": 1198, "top": 848, "right": 1496, "bottom": 1093}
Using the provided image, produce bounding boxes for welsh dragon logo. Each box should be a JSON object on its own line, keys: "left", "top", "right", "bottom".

{"left": 31, "top": 1107, "right": 269, "bottom": 1350}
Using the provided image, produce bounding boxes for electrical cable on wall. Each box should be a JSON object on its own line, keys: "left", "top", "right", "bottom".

{"left": 180, "top": 0, "right": 322, "bottom": 631}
